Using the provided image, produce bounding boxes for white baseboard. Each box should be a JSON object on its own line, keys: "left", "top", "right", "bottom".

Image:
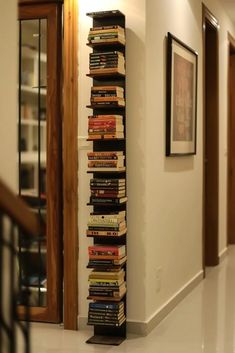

{"left": 78, "top": 270, "right": 203, "bottom": 336}
{"left": 219, "top": 247, "right": 228, "bottom": 263}
{"left": 127, "top": 270, "right": 203, "bottom": 336}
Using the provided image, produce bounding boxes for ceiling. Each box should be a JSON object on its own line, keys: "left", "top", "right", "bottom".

{"left": 219, "top": 0, "right": 235, "bottom": 24}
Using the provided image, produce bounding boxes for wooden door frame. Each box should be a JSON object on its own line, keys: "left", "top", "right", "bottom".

{"left": 63, "top": 0, "right": 78, "bottom": 330}
{"left": 18, "top": 0, "right": 78, "bottom": 330}
{"left": 18, "top": 2, "right": 63, "bottom": 323}
{"left": 202, "top": 4, "right": 219, "bottom": 272}
{"left": 227, "top": 32, "right": 235, "bottom": 246}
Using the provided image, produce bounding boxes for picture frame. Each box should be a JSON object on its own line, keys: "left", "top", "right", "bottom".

{"left": 166, "top": 32, "right": 198, "bottom": 156}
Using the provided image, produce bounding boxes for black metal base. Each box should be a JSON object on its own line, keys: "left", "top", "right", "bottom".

{"left": 86, "top": 334, "right": 125, "bottom": 346}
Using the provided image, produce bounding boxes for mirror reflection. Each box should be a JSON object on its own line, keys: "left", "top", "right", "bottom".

{"left": 18, "top": 19, "right": 48, "bottom": 307}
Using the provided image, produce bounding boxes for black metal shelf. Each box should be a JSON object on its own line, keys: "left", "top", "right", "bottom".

{"left": 87, "top": 41, "right": 125, "bottom": 49}
{"left": 87, "top": 138, "right": 125, "bottom": 141}
{"left": 87, "top": 104, "right": 125, "bottom": 110}
{"left": 86, "top": 10, "right": 125, "bottom": 19}
{"left": 87, "top": 202, "right": 127, "bottom": 207}
{"left": 87, "top": 169, "right": 126, "bottom": 174}
{"left": 86, "top": 10, "right": 126, "bottom": 346}
{"left": 87, "top": 263, "right": 126, "bottom": 270}
{"left": 87, "top": 72, "right": 125, "bottom": 80}
{"left": 86, "top": 233, "right": 126, "bottom": 238}
{"left": 87, "top": 320, "right": 126, "bottom": 328}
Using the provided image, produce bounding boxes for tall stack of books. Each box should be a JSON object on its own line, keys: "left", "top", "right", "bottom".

{"left": 89, "top": 51, "right": 125, "bottom": 75}
{"left": 87, "top": 25, "right": 125, "bottom": 45}
{"left": 86, "top": 10, "right": 127, "bottom": 341}
{"left": 88, "top": 176, "right": 127, "bottom": 205}
{"left": 87, "top": 245, "right": 127, "bottom": 301}
{"left": 88, "top": 114, "right": 124, "bottom": 139}
{"left": 88, "top": 301, "right": 125, "bottom": 327}
{"left": 87, "top": 209, "right": 127, "bottom": 237}
{"left": 90, "top": 86, "right": 125, "bottom": 107}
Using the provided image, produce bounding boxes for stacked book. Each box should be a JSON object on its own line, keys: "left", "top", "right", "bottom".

{"left": 87, "top": 209, "right": 127, "bottom": 237}
{"left": 87, "top": 25, "right": 125, "bottom": 46}
{"left": 88, "top": 245, "right": 127, "bottom": 300}
{"left": 88, "top": 301, "right": 125, "bottom": 327}
{"left": 89, "top": 51, "right": 125, "bottom": 75}
{"left": 90, "top": 86, "right": 125, "bottom": 107}
{"left": 88, "top": 114, "right": 124, "bottom": 139}
{"left": 87, "top": 151, "right": 125, "bottom": 172}
{"left": 88, "top": 176, "right": 127, "bottom": 205}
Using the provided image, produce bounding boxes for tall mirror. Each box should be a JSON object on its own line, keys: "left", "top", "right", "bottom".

{"left": 18, "top": 19, "right": 48, "bottom": 308}
{"left": 17, "top": 2, "right": 63, "bottom": 323}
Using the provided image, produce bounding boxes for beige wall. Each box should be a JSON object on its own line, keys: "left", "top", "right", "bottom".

{"left": 0, "top": 0, "right": 17, "bottom": 191}
{"left": 77, "top": 0, "right": 235, "bottom": 328}
{"left": 145, "top": 0, "right": 203, "bottom": 320}
{"left": 145, "top": 0, "right": 235, "bottom": 323}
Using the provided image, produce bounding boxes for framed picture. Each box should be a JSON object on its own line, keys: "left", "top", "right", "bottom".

{"left": 166, "top": 32, "right": 198, "bottom": 156}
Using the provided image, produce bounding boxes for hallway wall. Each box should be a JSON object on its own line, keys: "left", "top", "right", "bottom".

{"left": 77, "top": 0, "right": 235, "bottom": 331}
{"left": 144, "top": 0, "right": 235, "bottom": 323}
{"left": 0, "top": 0, "right": 17, "bottom": 190}
{"left": 145, "top": 0, "right": 203, "bottom": 322}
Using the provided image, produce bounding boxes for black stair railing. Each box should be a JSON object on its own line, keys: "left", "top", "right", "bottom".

{"left": 0, "top": 179, "right": 41, "bottom": 353}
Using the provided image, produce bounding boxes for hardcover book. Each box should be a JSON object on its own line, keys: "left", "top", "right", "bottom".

{"left": 89, "top": 196, "right": 127, "bottom": 204}
{"left": 89, "top": 301, "right": 124, "bottom": 310}
{"left": 89, "top": 25, "right": 124, "bottom": 33}
{"left": 88, "top": 133, "right": 124, "bottom": 140}
{"left": 88, "top": 256, "right": 127, "bottom": 266}
{"left": 89, "top": 269, "right": 124, "bottom": 279}
{"left": 87, "top": 151, "right": 124, "bottom": 159}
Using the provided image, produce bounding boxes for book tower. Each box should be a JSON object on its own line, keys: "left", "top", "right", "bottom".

{"left": 86, "top": 10, "right": 127, "bottom": 345}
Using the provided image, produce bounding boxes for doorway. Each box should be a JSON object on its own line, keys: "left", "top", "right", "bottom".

{"left": 202, "top": 5, "right": 219, "bottom": 268}
{"left": 227, "top": 33, "right": 235, "bottom": 245}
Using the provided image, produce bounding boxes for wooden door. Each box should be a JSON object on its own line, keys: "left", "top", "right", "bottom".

{"left": 202, "top": 5, "right": 219, "bottom": 268}
{"left": 18, "top": 2, "right": 63, "bottom": 322}
{"left": 228, "top": 38, "right": 235, "bottom": 244}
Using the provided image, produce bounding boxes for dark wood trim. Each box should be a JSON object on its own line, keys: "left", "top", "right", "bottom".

{"left": 18, "top": 2, "right": 63, "bottom": 323}
{"left": 0, "top": 180, "right": 41, "bottom": 237}
{"left": 46, "top": 1, "right": 63, "bottom": 323}
{"left": 18, "top": 305, "right": 50, "bottom": 322}
{"left": 19, "top": 0, "right": 63, "bottom": 5}
{"left": 202, "top": 3, "right": 219, "bottom": 271}
{"left": 227, "top": 34, "right": 230, "bottom": 247}
{"left": 63, "top": 0, "right": 78, "bottom": 330}
{"left": 227, "top": 32, "right": 235, "bottom": 245}
{"left": 228, "top": 32, "right": 235, "bottom": 50}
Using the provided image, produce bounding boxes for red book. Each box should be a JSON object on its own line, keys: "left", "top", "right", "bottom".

{"left": 88, "top": 245, "right": 125, "bottom": 256}
{"left": 88, "top": 122, "right": 121, "bottom": 127}
{"left": 88, "top": 121, "right": 118, "bottom": 127}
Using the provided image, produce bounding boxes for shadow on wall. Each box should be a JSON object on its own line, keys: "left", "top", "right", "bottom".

{"left": 164, "top": 156, "right": 195, "bottom": 172}
{"left": 126, "top": 27, "right": 147, "bottom": 322}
